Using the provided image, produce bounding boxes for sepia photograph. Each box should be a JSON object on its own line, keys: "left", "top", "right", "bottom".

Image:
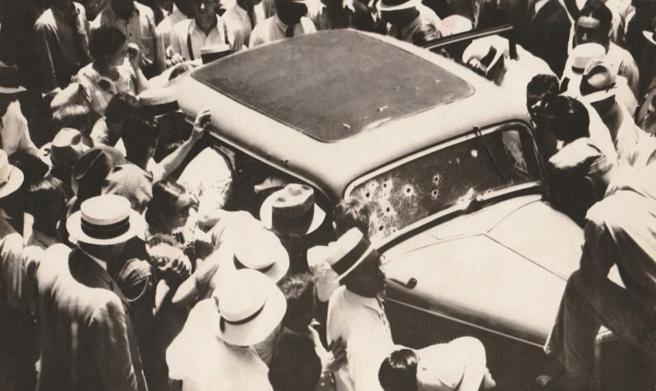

{"left": 0, "top": 0, "right": 654, "bottom": 389}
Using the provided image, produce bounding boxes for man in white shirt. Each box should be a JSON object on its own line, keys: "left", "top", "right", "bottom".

{"left": 169, "top": 0, "right": 240, "bottom": 60}
{"left": 0, "top": 65, "right": 39, "bottom": 158}
{"left": 223, "top": 0, "right": 266, "bottom": 48}
{"left": 155, "top": 0, "right": 194, "bottom": 71}
{"left": 325, "top": 228, "right": 394, "bottom": 391}
{"left": 378, "top": 0, "right": 441, "bottom": 44}
{"left": 91, "top": 0, "right": 159, "bottom": 77}
{"left": 250, "top": 0, "right": 316, "bottom": 46}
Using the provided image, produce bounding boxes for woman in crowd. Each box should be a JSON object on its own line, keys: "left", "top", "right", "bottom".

{"left": 76, "top": 26, "right": 149, "bottom": 116}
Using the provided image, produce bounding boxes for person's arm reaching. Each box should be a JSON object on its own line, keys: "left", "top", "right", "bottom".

{"left": 153, "top": 109, "right": 211, "bottom": 182}
{"left": 127, "top": 43, "right": 150, "bottom": 94}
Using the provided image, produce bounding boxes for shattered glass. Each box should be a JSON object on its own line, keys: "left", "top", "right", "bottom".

{"left": 349, "top": 127, "right": 541, "bottom": 238}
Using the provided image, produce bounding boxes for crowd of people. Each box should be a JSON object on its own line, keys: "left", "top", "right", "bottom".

{"left": 0, "top": 0, "right": 656, "bottom": 390}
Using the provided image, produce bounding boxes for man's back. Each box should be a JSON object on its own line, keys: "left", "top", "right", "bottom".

{"left": 36, "top": 246, "right": 144, "bottom": 391}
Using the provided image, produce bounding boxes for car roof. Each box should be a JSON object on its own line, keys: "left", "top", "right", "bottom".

{"left": 172, "top": 30, "right": 531, "bottom": 200}
{"left": 192, "top": 30, "right": 474, "bottom": 142}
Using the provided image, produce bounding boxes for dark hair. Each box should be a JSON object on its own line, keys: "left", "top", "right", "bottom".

{"left": 89, "top": 26, "right": 127, "bottom": 60}
{"left": 73, "top": 148, "right": 117, "bottom": 201}
{"left": 26, "top": 176, "right": 66, "bottom": 237}
{"left": 333, "top": 197, "right": 371, "bottom": 237}
{"left": 541, "top": 95, "right": 590, "bottom": 143}
{"left": 278, "top": 273, "right": 316, "bottom": 330}
{"left": 378, "top": 349, "right": 419, "bottom": 391}
{"left": 145, "top": 180, "right": 192, "bottom": 232}
{"left": 527, "top": 74, "right": 560, "bottom": 100}
{"left": 105, "top": 93, "right": 138, "bottom": 124}
{"left": 412, "top": 24, "right": 441, "bottom": 46}
{"left": 579, "top": 0, "right": 613, "bottom": 36}
{"left": 122, "top": 116, "right": 159, "bottom": 162}
{"left": 269, "top": 331, "right": 322, "bottom": 391}
{"left": 53, "top": 104, "right": 94, "bottom": 135}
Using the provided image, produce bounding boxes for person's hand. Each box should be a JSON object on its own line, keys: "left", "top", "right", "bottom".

{"left": 150, "top": 244, "right": 192, "bottom": 286}
{"left": 128, "top": 43, "right": 141, "bottom": 70}
{"left": 323, "top": 337, "right": 347, "bottom": 374}
{"left": 191, "top": 109, "right": 212, "bottom": 141}
{"left": 166, "top": 46, "right": 185, "bottom": 67}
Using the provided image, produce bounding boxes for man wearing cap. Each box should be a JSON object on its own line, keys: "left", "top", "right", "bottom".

{"left": 223, "top": 0, "right": 266, "bottom": 47}
{"left": 379, "top": 0, "right": 441, "bottom": 44}
{"left": 325, "top": 228, "right": 393, "bottom": 391}
{"left": 573, "top": 1, "right": 639, "bottom": 96}
{"left": 155, "top": 0, "right": 194, "bottom": 71}
{"left": 91, "top": 0, "right": 158, "bottom": 77}
{"left": 579, "top": 59, "right": 646, "bottom": 167}
{"left": 34, "top": 0, "right": 91, "bottom": 95}
{"left": 250, "top": 0, "right": 317, "bottom": 46}
{"left": 169, "top": 0, "right": 240, "bottom": 62}
{"left": 35, "top": 194, "right": 149, "bottom": 391}
{"left": 167, "top": 269, "right": 285, "bottom": 391}
{"left": 0, "top": 150, "right": 41, "bottom": 391}
{"left": 0, "top": 64, "right": 39, "bottom": 159}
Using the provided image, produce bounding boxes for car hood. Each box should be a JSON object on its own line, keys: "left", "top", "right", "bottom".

{"left": 382, "top": 195, "right": 583, "bottom": 345}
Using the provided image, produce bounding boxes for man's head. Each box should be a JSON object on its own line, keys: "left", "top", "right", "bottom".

{"left": 378, "top": 349, "right": 419, "bottom": 391}
{"left": 575, "top": 1, "right": 612, "bottom": 48}
{"left": 0, "top": 63, "right": 27, "bottom": 117}
{"left": 526, "top": 74, "right": 559, "bottom": 119}
{"left": 332, "top": 197, "right": 371, "bottom": 238}
{"left": 89, "top": 26, "right": 129, "bottom": 67}
{"left": 105, "top": 92, "right": 138, "bottom": 130}
{"left": 174, "top": 0, "right": 195, "bottom": 16}
{"left": 275, "top": 0, "right": 308, "bottom": 26}
{"left": 540, "top": 95, "right": 590, "bottom": 144}
{"left": 192, "top": 0, "right": 219, "bottom": 26}
{"left": 278, "top": 273, "right": 316, "bottom": 332}
{"left": 111, "top": 0, "right": 135, "bottom": 19}
{"left": 579, "top": 59, "right": 617, "bottom": 113}
{"left": 122, "top": 116, "right": 159, "bottom": 165}
{"left": 342, "top": 249, "right": 386, "bottom": 297}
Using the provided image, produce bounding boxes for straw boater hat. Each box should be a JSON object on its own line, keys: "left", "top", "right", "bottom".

{"left": 217, "top": 225, "right": 290, "bottom": 282}
{"left": 317, "top": 227, "right": 378, "bottom": 281}
{"left": 67, "top": 194, "right": 147, "bottom": 245}
{"left": 213, "top": 269, "right": 286, "bottom": 346}
{"left": 260, "top": 184, "right": 326, "bottom": 236}
{"left": 39, "top": 128, "right": 89, "bottom": 168}
{"left": 579, "top": 59, "right": 617, "bottom": 104}
{"left": 378, "top": 0, "right": 421, "bottom": 12}
{"left": 0, "top": 62, "right": 27, "bottom": 95}
{"left": 137, "top": 87, "right": 180, "bottom": 117}
{"left": 0, "top": 150, "right": 24, "bottom": 199}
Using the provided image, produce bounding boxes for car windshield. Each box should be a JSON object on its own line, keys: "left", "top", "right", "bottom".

{"left": 347, "top": 125, "right": 542, "bottom": 239}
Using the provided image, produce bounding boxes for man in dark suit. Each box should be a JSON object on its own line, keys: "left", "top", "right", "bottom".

{"left": 35, "top": 194, "right": 149, "bottom": 391}
{"left": 521, "top": 0, "right": 572, "bottom": 76}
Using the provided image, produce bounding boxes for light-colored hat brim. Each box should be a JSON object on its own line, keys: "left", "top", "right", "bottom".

{"left": 217, "top": 237, "right": 290, "bottom": 282}
{"left": 259, "top": 197, "right": 326, "bottom": 236}
{"left": 66, "top": 209, "right": 146, "bottom": 246}
{"left": 379, "top": 0, "right": 420, "bottom": 12}
{"left": 580, "top": 87, "right": 617, "bottom": 104}
{"left": 337, "top": 244, "right": 376, "bottom": 281}
{"left": 0, "top": 86, "right": 26, "bottom": 95}
{"left": 644, "top": 30, "right": 656, "bottom": 46}
{"left": 0, "top": 167, "right": 24, "bottom": 199}
{"left": 215, "top": 276, "right": 286, "bottom": 346}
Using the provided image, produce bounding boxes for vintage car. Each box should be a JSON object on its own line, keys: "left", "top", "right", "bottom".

{"left": 169, "top": 29, "right": 586, "bottom": 390}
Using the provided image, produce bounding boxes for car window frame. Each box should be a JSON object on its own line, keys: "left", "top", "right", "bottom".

{"left": 343, "top": 120, "right": 546, "bottom": 251}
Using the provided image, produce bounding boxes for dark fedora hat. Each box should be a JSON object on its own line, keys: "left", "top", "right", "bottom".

{"left": 0, "top": 62, "right": 27, "bottom": 95}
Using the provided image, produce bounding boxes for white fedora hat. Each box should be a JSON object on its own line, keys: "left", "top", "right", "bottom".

{"left": 67, "top": 194, "right": 147, "bottom": 245}
{"left": 0, "top": 150, "right": 23, "bottom": 199}
{"left": 218, "top": 225, "right": 290, "bottom": 282}
{"left": 214, "top": 269, "right": 286, "bottom": 347}
{"left": 579, "top": 59, "right": 617, "bottom": 104}
{"left": 260, "top": 183, "right": 326, "bottom": 237}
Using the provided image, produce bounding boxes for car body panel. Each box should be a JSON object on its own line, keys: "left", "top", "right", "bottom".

{"left": 382, "top": 195, "right": 583, "bottom": 345}
{"left": 170, "top": 30, "right": 532, "bottom": 200}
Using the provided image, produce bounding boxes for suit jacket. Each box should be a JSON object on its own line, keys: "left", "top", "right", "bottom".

{"left": 521, "top": 0, "right": 571, "bottom": 76}
{"left": 36, "top": 245, "right": 148, "bottom": 391}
